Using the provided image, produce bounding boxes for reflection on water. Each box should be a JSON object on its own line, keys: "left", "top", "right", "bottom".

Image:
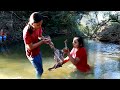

{"left": 86, "top": 39, "right": 120, "bottom": 79}
{"left": 0, "top": 39, "right": 120, "bottom": 79}
{"left": 94, "top": 59, "right": 120, "bottom": 79}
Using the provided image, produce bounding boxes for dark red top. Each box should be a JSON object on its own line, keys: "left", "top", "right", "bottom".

{"left": 23, "top": 25, "right": 42, "bottom": 57}
{"left": 63, "top": 47, "right": 90, "bottom": 72}
{"left": 75, "top": 47, "right": 90, "bottom": 72}
{"left": 0, "top": 31, "right": 5, "bottom": 36}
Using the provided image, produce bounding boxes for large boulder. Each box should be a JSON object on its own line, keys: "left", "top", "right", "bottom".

{"left": 97, "top": 22, "right": 120, "bottom": 44}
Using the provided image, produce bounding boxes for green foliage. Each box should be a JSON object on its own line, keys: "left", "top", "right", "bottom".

{"left": 109, "top": 14, "right": 120, "bottom": 23}
{"left": 41, "top": 11, "right": 86, "bottom": 36}
{"left": 0, "top": 11, "right": 89, "bottom": 45}
{"left": 79, "top": 24, "right": 91, "bottom": 36}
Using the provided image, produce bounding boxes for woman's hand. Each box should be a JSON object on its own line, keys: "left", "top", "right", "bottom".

{"left": 63, "top": 48, "right": 70, "bottom": 55}
{"left": 42, "top": 38, "right": 51, "bottom": 44}
{"left": 38, "top": 36, "right": 49, "bottom": 44}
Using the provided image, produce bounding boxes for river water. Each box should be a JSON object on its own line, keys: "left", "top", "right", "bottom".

{"left": 0, "top": 38, "right": 120, "bottom": 79}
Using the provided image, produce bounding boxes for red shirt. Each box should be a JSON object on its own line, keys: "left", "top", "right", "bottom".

{"left": 75, "top": 47, "right": 90, "bottom": 72}
{"left": 63, "top": 47, "right": 90, "bottom": 72}
{"left": 0, "top": 31, "right": 5, "bottom": 36}
{"left": 23, "top": 25, "right": 43, "bottom": 57}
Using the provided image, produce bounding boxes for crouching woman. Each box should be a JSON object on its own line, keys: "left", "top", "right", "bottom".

{"left": 62, "top": 36, "right": 91, "bottom": 73}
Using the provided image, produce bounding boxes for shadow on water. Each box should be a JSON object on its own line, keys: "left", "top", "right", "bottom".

{"left": 0, "top": 37, "right": 120, "bottom": 79}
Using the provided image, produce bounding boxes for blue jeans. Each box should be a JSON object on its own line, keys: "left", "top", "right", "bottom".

{"left": 28, "top": 52, "right": 43, "bottom": 79}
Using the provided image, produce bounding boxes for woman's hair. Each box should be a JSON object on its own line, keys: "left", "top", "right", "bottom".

{"left": 27, "top": 24, "right": 34, "bottom": 34}
{"left": 29, "top": 12, "right": 43, "bottom": 24}
{"left": 75, "top": 36, "right": 84, "bottom": 47}
{"left": 27, "top": 12, "right": 43, "bottom": 34}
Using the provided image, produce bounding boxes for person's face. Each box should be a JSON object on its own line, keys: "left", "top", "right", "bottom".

{"left": 72, "top": 37, "right": 79, "bottom": 48}
{"left": 32, "top": 20, "right": 43, "bottom": 30}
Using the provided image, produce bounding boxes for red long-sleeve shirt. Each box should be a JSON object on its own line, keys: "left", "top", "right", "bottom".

{"left": 63, "top": 47, "right": 90, "bottom": 72}
{"left": 23, "top": 25, "right": 43, "bottom": 57}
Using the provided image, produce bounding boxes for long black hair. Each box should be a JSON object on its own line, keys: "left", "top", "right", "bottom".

{"left": 27, "top": 12, "right": 43, "bottom": 34}
{"left": 75, "top": 36, "right": 84, "bottom": 47}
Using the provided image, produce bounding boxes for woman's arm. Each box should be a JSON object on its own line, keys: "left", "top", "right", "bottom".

{"left": 62, "top": 56, "right": 70, "bottom": 64}
{"left": 62, "top": 48, "right": 78, "bottom": 64}
{"left": 67, "top": 53, "right": 80, "bottom": 65}
{"left": 26, "top": 39, "right": 49, "bottom": 50}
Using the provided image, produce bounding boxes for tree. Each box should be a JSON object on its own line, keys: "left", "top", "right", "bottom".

{"left": 79, "top": 11, "right": 117, "bottom": 38}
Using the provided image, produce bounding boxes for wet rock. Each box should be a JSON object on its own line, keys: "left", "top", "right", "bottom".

{"left": 97, "top": 22, "right": 120, "bottom": 44}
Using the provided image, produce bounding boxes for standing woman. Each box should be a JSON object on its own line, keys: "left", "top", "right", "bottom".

{"left": 23, "top": 12, "right": 50, "bottom": 79}
{"left": 0, "top": 29, "right": 5, "bottom": 42}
